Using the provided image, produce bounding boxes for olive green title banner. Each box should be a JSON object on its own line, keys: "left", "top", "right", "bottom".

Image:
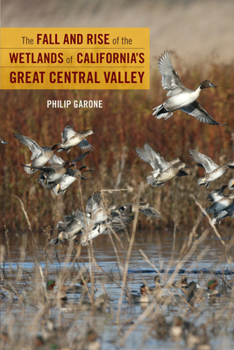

{"left": 1, "top": 28, "right": 150, "bottom": 90}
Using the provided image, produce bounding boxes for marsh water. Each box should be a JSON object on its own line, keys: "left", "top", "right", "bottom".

{"left": 1, "top": 232, "right": 234, "bottom": 350}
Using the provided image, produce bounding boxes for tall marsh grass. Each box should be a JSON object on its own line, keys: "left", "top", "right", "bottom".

{"left": 0, "top": 61, "right": 234, "bottom": 235}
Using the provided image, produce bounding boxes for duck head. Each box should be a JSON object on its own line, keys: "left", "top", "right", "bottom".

{"left": 51, "top": 144, "right": 61, "bottom": 152}
{"left": 199, "top": 80, "right": 217, "bottom": 89}
{"left": 85, "top": 129, "right": 95, "bottom": 136}
{"left": 140, "top": 284, "right": 148, "bottom": 295}
{"left": 64, "top": 161, "right": 75, "bottom": 169}
{"left": 226, "top": 160, "right": 234, "bottom": 169}
{"left": 180, "top": 276, "right": 188, "bottom": 288}
{"left": 208, "top": 279, "right": 218, "bottom": 290}
{"left": 178, "top": 163, "right": 188, "bottom": 170}
{"left": 47, "top": 280, "right": 56, "bottom": 291}
{"left": 154, "top": 275, "right": 161, "bottom": 284}
{"left": 79, "top": 166, "right": 93, "bottom": 173}
{"left": 171, "top": 157, "right": 181, "bottom": 165}
{"left": 198, "top": 177, "right": 207, "bottom": 186}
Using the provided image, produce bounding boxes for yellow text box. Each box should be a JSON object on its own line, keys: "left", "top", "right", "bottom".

{"left": 1, "top": 28, "right": 150, "bottom": 89}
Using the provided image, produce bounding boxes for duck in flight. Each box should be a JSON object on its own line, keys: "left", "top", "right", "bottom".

{"left": 57, "top": 125, "right": 95, "bottom": 153}
{"left": 135, "top": 142, "right": 189, "bottom": 187}
{"left": 152, "top": 51, "right": 225, "bottom": 125}
{"left": 189, "top": 149, "right": 234, "bottom": 187}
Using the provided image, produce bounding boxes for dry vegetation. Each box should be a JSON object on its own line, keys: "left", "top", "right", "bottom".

{"left": 0, "top": 201, "right": 234, "bottom": 349}
{"left": 1, "top": 60, "right": 234, "bottom": 236}
{"left": 1, "top": 59, "right": 234, "bottom": 347}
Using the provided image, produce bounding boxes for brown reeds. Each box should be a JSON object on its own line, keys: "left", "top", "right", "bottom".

{"left": 0, "top": 184, "right": 233, "bottom": 349}
{"left": 0, "top": 61, "right": 234, "bottom": 237}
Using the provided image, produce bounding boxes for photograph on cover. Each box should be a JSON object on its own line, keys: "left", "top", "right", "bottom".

{"left": 1, "top": 1, "right": 234, "bottom": 349}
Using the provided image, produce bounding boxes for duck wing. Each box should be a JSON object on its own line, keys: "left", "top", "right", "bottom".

{"left": 110, "top": 211, "right": 134, "bottom": 231}
{"left": 180, "top": 101, "right": 221, "bottom": 125}
{"left": 1, "top": 138, "right": 9, "bottom": 144}
{"left": 81, "top": 223, "right": 108, "bottom": 245}
{"left": 189, "top": 149, "right": 218, "bottom": 173}
{"left": 176, "top": 169, "right": 189, "bottom": 177}
{"left": 138, "top": 203, "right": 162, "bottom": 219}
{"left": 226, "top": 202, "right": 234, "bottom": 217}
{"left": 143, "top": 143, "right": 169, "bottom": 170}
{"left": 78, "top": 139, "right": 95, "bottom": 152}
{"left": 61, "top": 125, "right": 76, "bottom": 143}
{"left": 158, "top": 51, "right": 185, "bottom": 96}
{"left": 23, "top": 164, "right": 57, "bottom": 173}
{"left": 71, "top": 151, "right": 90, "bottom": 163}
{"left": 49, "top": 154, "right": 65, "bottom": 166}
{"left": 86, "top": 192, "right": 102, "bottom": 215}
{"left": 14, "top": 133, "right": 43, "bottom": 160}
{"left": 135, "top": 143, "right": 168, "bottom": 171}
{"left": 207, "top": 185, "right": 227, "bottom": 202}
{"left": 74, "top": 209, "right": 91, "bottom": 228}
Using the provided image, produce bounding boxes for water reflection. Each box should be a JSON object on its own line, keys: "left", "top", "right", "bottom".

{"left": 0, "top": 232, "right": 233, "bottom": 350}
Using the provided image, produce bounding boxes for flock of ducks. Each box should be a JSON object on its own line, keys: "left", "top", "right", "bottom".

{"left": 43, "top": 272, "right": 222, "bottom": 309}
{"left": 1, "top": 50, "right": 233, "bottom": 244}
{"left": 50, "top": 191, "right": 161, "bottom": 246}
{"left": 1, "top": 50, "right": 232, "bottom": 350}
{"left": 43, "top": 273, "right": 222, "bottom": 308}
{"left": 10, "top": 127, "right": 163, "bottom": 246}
{"left": 127, "top": 275, "right": 221, "bottom": 306}
{"left": 13, "top": 127, "right": 94, "bottom": 195}
{"left": 136, "top": 50, "right": 234, "bottom": 226}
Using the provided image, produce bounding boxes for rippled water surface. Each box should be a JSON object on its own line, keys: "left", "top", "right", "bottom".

{"left": 1, "top": 232, "right": 234, "bottom": 350}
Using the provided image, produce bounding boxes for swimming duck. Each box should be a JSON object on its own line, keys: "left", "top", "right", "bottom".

{"left": 135, "top": 142, "right": 188, "bottom": 187}
{"left": 0, "top": 137, "right": 9, "bottom": 144}
{"left": 173, "top": 276, "right": 188, "bottom": 289}
{"left": 13, "top": 133, "right": 61, "bottom": 174}
{"left": 186, "top": 281, "right": 199, "bottom": 304}
{"left": 147, "top": 276, "right": 162, "bottom": 295}
{"left": 58, "top": 125, "right": 95, "bottom": 153}
{"left": 189, "top": 149, "right": 234, "bottom": 187}
{"left": 152, "top": 50, "right": 222, "bottom": 125}
{"left": 46, "top": 280, "right": 68, "bottom": 300}
{"left": 187, "top": 279, "right": 220, "bottom": 303}
{"left": 66, "top": 276, "right": 91, "bottom": 294}
{"left": 206, "top": 280, "right": 219, "bottom": 297}
{"left": 127, "top": 285, "right": 150, "bottom": 304}
{"left": 170, "top": 316, "right": 183, "bottom": 340}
